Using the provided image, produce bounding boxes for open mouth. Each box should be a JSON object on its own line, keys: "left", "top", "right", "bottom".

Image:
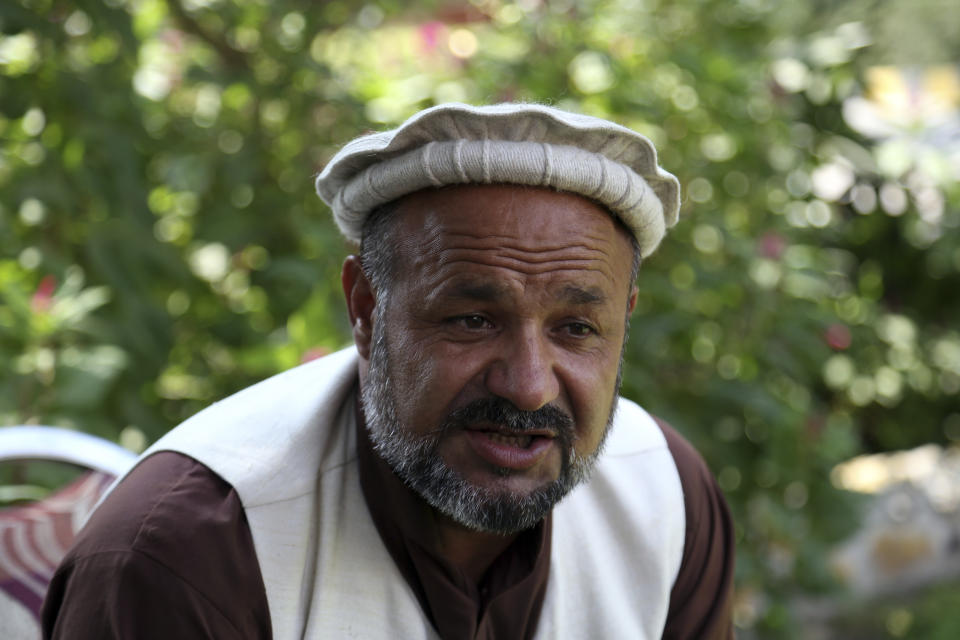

{"left": 474, "top": 425, "right": 556, "bottom": 447}
{"left": 464, "top": 427, "right": 557, "bottom": 470}
{"left": 482, "top": 432, "right": 535, "bottom": 448}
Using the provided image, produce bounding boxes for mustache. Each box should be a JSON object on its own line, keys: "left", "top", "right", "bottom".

{"left": 438, "top": 397, "right": 576, "bottom": 446}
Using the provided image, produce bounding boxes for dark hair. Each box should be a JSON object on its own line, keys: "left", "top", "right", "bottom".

{"left": 358, "top": 200, "right": 401, "bottom": 301}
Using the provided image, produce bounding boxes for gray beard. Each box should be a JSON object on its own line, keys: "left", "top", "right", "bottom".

{"left": 360, "top": 321, "right": 621, "bottom": 535}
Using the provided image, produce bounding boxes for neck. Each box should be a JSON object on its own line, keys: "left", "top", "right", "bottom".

{"left": 434, "top": 512, "right": 518, "bottom": 585}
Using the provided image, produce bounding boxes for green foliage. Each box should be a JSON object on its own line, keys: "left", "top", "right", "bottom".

{"left": 1, "top": 0, "right": 957, "bottom": 635}
{"left": 0, "top": 458, "right": 86, "bottom": 506}
{"left": 826, "top": 581, "right": 960, "bottom": 639}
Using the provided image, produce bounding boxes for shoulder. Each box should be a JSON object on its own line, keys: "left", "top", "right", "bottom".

{"left": 145, "top": 347, "right": 361, "bottom": 507}
{"left": 73, "top": 451, "right": 233, "bottom": 544}
{"left": 42, "top": 452, "right": 270, "bottom": 638}
{"left": 652, "top": 417, "right": 736, "bottom": 640}
{"left": 546, "top": 404, "right": 728, "bottom": 637}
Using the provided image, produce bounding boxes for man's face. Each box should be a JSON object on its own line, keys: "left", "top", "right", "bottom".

{"left": 355, "top": 184, "right": 637, "bottom": 534}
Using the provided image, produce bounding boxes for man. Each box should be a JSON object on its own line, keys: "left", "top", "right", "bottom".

{"left": 43, "top": 103, "right": 734, "bottom": 638}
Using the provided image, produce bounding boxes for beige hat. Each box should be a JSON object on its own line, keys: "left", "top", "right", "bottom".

{"left": 315, "top": 103, "right": 680, "bottom": 257}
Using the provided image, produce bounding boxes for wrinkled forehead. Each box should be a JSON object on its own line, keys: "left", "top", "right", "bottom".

{"left": 387, "top": 184, "right": 636, "bottom": 284}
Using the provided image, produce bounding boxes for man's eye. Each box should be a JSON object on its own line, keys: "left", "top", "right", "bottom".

{"left": 565, "top": 322, "right": 595, "bottom": 337}
{"left": 455, "top": 315, "right": 491, "bottom": 330}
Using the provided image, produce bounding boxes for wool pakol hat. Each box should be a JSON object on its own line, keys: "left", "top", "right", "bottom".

{"left": 315, "top": 103, "right": 681, "bottom": 257}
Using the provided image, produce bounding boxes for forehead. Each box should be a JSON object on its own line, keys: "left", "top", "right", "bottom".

{"left": 389, "top": 184, "right": 635, "bottom": 289}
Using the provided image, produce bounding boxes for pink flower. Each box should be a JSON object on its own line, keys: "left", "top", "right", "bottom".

{"left": 824, "top": 323, "right": 852, "bottom": 350}
{"left": 418, "top": 21, "right": 444, "bottom": 53}
{"left": 758, "top": 231, "right": 787, "bottom": 260}
{"left": 31, "top": 275, "right": 56, "bottom": 312}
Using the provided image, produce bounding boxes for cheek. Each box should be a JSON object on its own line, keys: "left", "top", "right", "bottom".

{"left": 387, "top": 337, "right": 482, "bottom": 429}
{"left": 563, "top": 351, "right": 622, "bottom": 442}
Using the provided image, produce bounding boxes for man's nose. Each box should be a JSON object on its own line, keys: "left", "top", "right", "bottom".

{"left": 483, "top": 327, "right": 560, "bottom": 411}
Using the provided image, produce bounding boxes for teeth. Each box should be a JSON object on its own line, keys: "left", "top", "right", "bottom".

{"left": 485, "top": 432, "right": 533, "bottom": 448}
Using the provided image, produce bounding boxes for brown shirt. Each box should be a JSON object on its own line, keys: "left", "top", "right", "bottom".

{"left": 42, "top": 451, "right": 271, "bottom": 638}
{"left": 42, "top": 416, "right": 734, "bottom": 639}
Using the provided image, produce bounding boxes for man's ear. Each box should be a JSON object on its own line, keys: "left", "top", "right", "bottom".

{"left": 342, "top": 255, "right": 376, "bottom": 360}
{"left": 627, "top": 286, "right": 638, "bottom": 315}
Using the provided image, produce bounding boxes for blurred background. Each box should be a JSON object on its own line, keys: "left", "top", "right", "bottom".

{"left": 1, "top": 0, "right": 958, "bottom": 637}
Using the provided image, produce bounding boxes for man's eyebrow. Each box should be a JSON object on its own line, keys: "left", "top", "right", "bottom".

{"left": 558, "top": 285, "right": 606, "bottom": 305}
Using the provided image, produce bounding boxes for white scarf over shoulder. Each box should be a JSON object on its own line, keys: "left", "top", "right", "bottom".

{"left": 142, "top": 347, "right": 686, "bottom": 639}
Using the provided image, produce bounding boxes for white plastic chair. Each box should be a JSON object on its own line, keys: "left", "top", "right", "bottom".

{"left": 0, "top": 426, "right": 137, "bottom": 638}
